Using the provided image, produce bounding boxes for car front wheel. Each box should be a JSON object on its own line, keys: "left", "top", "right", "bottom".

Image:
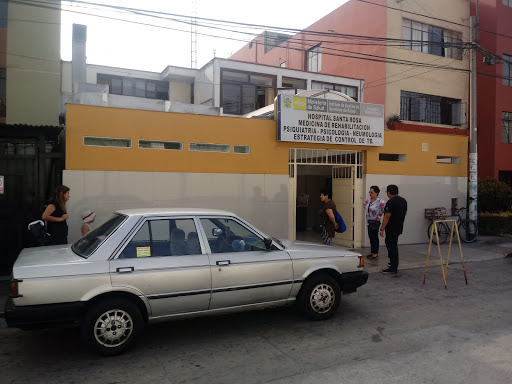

{"left": 81, "top": 298, "right": 143, "bottom": 356}
{"left": 298, "top": 274, "right": 341, "bottom": 320}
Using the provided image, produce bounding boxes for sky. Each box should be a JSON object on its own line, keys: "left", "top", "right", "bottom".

{"left": 60, "top": 0, "right": 349, "bottom": 72}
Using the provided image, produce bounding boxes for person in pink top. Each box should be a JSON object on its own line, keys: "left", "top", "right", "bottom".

{"left": 363, "top": 186, "right": 386, "bottom": 259}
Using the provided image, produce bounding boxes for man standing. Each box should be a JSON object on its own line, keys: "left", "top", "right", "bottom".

{"left": 379, "top": 184, "right": 407, "bottom": 274}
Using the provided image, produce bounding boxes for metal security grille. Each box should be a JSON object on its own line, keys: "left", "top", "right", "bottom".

{"left": 289, "top": 148, "right": 363, "bottom": 175}
{"left": 0, "top": 130, "right": 64, "bottom": 275}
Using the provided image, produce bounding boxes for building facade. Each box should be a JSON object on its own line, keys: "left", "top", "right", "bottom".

{"left": 473, "top": 0, "right": 512, "bottom": 186}
{"left": 0, "top": 0, "right": 64, "bottom": 274}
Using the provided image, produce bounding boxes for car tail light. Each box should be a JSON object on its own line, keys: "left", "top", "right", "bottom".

{"left": 9, "top": 279, "right": 22, "bottom": 298}
{"left": 358, "top": 256, "right": 364, "bottom": 268}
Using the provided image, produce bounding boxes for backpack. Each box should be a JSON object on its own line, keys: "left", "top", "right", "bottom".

{"left": 335, "top": 211, "right": 347, "bottom": 233}
{"left": 28, "top": 220, "right": 51, "bottom": 246}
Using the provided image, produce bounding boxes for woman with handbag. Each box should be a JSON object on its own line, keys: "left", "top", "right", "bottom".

{"left": 363, "top": 186, "right": 386, "bottom": 259}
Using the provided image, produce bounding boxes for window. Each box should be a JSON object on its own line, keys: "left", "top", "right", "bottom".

{"left": 502, "top": 112, "right": 512, "bottom": 143}
{"left": 437, "top": 156, "right": 460, "bottom": 164}
{"left": 221, "top": 70, "right": 276, "bottom": 115}
{"left": 282, "top": 77, "right": 306, "bottom": 90}
{"left": 189, "top": 143, "right": 230, "bottom": 153}
{"left": 97, "top": 74, "right": 169, "bottom": 100}
{"left": 139, "top": 140, "right": 182, "bottom": 150}
{"left": 401, "top": 19, "right": 462, "bottom": 60}
{"left": 83, "top": 136, "right": 131, "bottom": 148}
{"left": 312, "top": 81, "right": 358, "bottom": 101}
{"left": 503, "top": 55, "right": 512, "bottom": 86}
{"left": 379, "top": 153, "right": 406, "bottom": 162}
{"left": 72, "top": 215, "right": 126, "bottom": 258}
{"left": 119, "top": 218, "right": 201, "bottom": 258}
{"left": 234, "top": 145, "right": 250, "bottom": 154}
{"left": 400, "top": 90, "right": 462, "bottom": 126}
{"left": 503, "top": 0, "right": 512, "bottom": 7}
{"left": 0, "top": 68, "right": 5, "bottom": 118}
{"left": 307, "top": 45, "right": 322, "bottom": 72}
{"left": 200, "top": 217, "right": 266, "bottom": 254}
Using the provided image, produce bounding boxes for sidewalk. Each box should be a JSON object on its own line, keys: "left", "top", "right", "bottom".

{"left": 349, "top": 235, "right": 512, "bottom": 274}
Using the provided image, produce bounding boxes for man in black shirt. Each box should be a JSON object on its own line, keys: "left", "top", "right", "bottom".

{"left": 379, "top": 184, "right": 407, "bottom": 274}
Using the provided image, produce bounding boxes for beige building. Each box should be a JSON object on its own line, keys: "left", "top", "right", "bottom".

{"left": 6, "top": 0, "right": 61, "bottom": 125}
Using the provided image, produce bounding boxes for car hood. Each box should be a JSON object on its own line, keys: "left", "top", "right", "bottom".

{"left": 280, "top": 240, "right": 362, "bottom": 259}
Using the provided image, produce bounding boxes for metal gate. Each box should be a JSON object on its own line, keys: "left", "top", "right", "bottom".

{"left": 0, "top": 125, "right": 64, "bottom": 275}
{"left": 288, "top": 148, "right": 364, "bottom": 246}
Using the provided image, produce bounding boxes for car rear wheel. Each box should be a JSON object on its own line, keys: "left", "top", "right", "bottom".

{"left": 298, "top": 274, "right": 341, "bottom": 320}
{"left": 81, "top": 298, "right": 143, "bottom": 356}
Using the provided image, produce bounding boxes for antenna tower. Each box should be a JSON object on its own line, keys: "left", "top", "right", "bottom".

{"left": 190, "top": 0, "right": 198, "bottom": 69}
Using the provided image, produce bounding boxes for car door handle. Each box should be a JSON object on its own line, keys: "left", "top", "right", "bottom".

{"left": 116, "top": 267, "right": 134, "bottom": 273}
{"left": 216, "top": 260, "right": 230, "bottom": 266}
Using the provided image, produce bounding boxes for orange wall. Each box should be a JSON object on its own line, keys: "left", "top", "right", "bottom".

{"left": 66, "top": 104, "right": 467, "bottom": 178}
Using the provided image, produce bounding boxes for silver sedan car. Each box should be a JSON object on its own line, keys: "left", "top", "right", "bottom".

{"left": 2, "top": 208, "right": 368, "bottom": 355}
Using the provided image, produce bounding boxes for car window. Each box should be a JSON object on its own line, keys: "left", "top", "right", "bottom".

{"left": 72, "top": 214, "right": 127, "bottom": 258}
{"left": 119, "top": 218, "right": 201, "bottom": 258}
{"left": 200, "top": 217, "right": 266, "bottom": 254}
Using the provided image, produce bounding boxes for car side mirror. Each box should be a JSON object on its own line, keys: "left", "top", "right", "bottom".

{"left": 212, "top": 228, "right": 222, "bottom": 237}
{"left": 263, "top": 238, "right": 273, "bottom": 250}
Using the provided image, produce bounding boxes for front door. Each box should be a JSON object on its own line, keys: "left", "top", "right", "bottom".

{"left": 110, "top": 217, "right": 211, "bottom": 318}
{"left": 199, "top": 217, "right": 293, "bottom": 310}
{"left": 332, "top": 165, "right": 354, "bottom": 248}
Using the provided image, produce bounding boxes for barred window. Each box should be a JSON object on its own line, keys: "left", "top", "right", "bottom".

{"left": 189, "top": 143, "right": 230, "bottom": 153}
{"left": 139, "top": 140, "right": 182, "bottom": 150}
{"left": 502, "top": 112, "right": 512, "bottom": 143}
{"left": 84, "top": 136, "right": 131, "bottom": 148}
{"left": 234, "top": 145, "right": 250, "bottom": 154}
{"left": 400, "top": 91, "right": 462, "bottom": 126}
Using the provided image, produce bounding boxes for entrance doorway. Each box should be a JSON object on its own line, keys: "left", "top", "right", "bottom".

{"left": 289, "top": 148, "right": 364, "bottom": 248}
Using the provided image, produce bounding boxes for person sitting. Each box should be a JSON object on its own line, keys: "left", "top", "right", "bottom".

{"left": 170, "top": 228, "right": 187, "bottom": 256}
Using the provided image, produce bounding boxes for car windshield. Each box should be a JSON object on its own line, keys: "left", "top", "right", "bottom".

{"left": 72, "top": 214, "right": 127, "bottom": 258}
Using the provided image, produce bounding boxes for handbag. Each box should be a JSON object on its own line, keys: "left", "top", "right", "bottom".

{"left": 368, "top": 220, "right": 381, "bottom": 231}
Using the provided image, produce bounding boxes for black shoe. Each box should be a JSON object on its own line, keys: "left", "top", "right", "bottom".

{"left": 381, "top": 268, "right": 397, "bottom": 274}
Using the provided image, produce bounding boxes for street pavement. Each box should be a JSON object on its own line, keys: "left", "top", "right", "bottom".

{"left": 0, "top": 236, "right": 511, "bottom": 384}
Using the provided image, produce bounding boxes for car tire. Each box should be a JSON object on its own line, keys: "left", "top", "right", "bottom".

{"left": 81, "top": 298, "right": 143, "bottom": 356}
{"left": 298, "top": 274, "right": 341, "bottom": 320}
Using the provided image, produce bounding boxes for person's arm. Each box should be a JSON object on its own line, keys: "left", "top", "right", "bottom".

{"left": 379, "top": 212, "right": 391, "bottom": 237}
{"left": 81, "top": 223, "right": 88, "bottom": 236}
{"left": 326, "top": 209, "right": 339, "bottom": 230}
{"left": 42, "top": 204, "right": 68, "bottom": 222}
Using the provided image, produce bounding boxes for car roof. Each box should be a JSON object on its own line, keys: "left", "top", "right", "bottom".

{"left": 115, "top": 208, "right": 236, "bottom": 217}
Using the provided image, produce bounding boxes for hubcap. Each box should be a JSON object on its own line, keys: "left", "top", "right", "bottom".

{"left": 310, "top": 283, "right": 335, "bottom": 313}
{"left": 94, "top": 309, "right": 133, "bottom": 348}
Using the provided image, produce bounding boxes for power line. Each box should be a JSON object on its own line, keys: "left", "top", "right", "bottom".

{"left": 9, "top": 0, "right": 472, "bottom": 74}
{"left": 355, "top": 0, "right": 468, "bottom": 28}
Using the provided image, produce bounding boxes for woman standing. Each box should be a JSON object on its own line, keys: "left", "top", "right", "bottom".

{"left": 363, "top": 186, "right": 386, "bottom": 259}
{"left": 318, "top": 188, "right": 339, "bottom": 246}
{"left": 42, "top": 185, "right": 70, "bottom": 245}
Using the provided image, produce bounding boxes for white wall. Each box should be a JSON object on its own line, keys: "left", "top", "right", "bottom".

{"left": 63, "top": 170, "right": 289, "bottom": 244}
{"left": 363, "top": 174, "right": 468, "bottom": 245}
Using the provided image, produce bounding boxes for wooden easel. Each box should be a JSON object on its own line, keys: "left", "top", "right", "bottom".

{"left": 423, "top": 219, "right": 468, "bottom": 288}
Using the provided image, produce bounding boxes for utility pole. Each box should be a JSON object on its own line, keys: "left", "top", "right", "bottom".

{"left": 468, "top": 12, "right": 478, "bottom": 231}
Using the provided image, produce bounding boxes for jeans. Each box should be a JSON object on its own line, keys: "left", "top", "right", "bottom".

{"left": 367, "top": 222, "right": 380, "bottom": 254}
{"left": 385, "top": 230, "right": 400, "bottom": 271}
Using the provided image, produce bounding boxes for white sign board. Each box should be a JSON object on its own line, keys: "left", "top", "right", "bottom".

{"left": 0, "top": 175, "right": 3, "bottom": 194}
{"left": 277, "top": 94, "right": 385, "bottom": 146}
